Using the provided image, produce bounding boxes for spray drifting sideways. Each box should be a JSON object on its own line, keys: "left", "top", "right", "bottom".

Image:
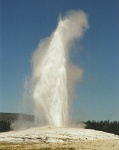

{"left": 31, "top": 10, "right": 89, "bottom": 127}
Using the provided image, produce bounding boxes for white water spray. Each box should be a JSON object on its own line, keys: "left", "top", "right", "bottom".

{"left": 31, "top": 10, "right": 89, "bottom": 127}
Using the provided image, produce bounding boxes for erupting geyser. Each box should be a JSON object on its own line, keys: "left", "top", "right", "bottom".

{"left": 30, "top": 10, "right": 88, "bottom": 127}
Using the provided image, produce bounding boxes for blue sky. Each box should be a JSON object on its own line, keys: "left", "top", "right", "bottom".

{"left": 1, "top": 0, "right": 118, "bottom": 121}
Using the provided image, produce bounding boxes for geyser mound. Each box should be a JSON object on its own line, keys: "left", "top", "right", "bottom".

{"left": 0, "top": 127, "right": 119, "bottom": 143}
{"left": 1, "top": 127, "right": 119, "bottom": 149}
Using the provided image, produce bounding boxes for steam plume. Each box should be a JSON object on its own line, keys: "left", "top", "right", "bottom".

{"left": 30, "top": 10, "right": 89, "bottom": 127}
{"left": 11, "top": 10, "right": 89, "bottom": 130}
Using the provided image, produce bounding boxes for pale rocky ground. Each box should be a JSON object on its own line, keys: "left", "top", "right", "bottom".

{"left": 0, "top": 127, "right": 119, "bottom": 149}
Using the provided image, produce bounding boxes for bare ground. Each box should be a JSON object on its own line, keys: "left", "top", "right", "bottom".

{"left": 0, "top": 139, "right": 119, "bottom": 150}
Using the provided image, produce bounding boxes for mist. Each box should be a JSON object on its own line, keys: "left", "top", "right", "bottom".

{"left": 12, "top": 10, "right": 89, "bottom": 129}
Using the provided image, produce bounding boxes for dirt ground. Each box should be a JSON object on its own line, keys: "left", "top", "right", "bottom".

{"left": 0, "top": 139, "right": 119, "bottom": 150}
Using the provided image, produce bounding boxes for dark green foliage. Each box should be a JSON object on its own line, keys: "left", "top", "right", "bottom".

{"left": 0, "top": 120, "right": 12, "bottom": 132}
{"left": 85, "top": 120, "right": 119, "bottom": 135}
{"left": 0, "top": 112, "right": 34, "bottom": 122}
{"left": 0, "top": 112, "right": 34, "bottom": 132}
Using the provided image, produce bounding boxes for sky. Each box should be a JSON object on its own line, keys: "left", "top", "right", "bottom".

{"left": 0, "top": 0, "right": 118, "bottom": 121}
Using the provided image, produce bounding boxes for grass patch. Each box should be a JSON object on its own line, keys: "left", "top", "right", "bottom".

{"left": 0, "top": 139, "right": 118, "bottom": 150}
{"left": 0, "top": 142, "right": 75, "bottom": 150}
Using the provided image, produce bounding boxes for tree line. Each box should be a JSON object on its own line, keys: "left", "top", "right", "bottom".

{"left": 0, "top": 120, "right": 12, "bottom": 132}
{"left": 0, "top": 119, "right": 119, "bottom": 135}
{"left": 85, "top": 120, "right": 119, "bottom": 135}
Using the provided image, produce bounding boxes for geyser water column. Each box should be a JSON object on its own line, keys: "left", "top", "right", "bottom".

{"left": 31, "top": 10, "right": 89, "bottom": 127}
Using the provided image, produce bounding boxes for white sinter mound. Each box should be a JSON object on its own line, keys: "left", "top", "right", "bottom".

{"left": 0, "top": 127, "right": 119, "bottom": 143}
